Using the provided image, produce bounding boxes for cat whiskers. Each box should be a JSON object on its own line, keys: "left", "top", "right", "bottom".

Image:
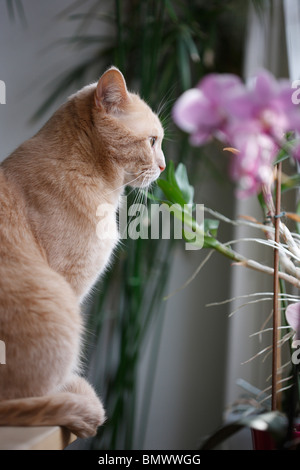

{"left": 157, "top": 85, "right": 177, "bottom": 142}
{"left": 104, "top": 172, "right": 148, "bottom": 196}
{"left": 120, "top": 181, "right": 147, "bottom": 241}
{"left": 138, "top": 168, "right": 159, "bottom": 206}
{"left": 117, "top": 168, "right": 159, "bottom": 242}
{"left": 128, "top": 167, "right": 157, "bottom": 209}
{"left": 157, "top": 84, "right": 177, "bottom": 120}
{"left": 125, "top": 167, "right": 158, "bottom": 187}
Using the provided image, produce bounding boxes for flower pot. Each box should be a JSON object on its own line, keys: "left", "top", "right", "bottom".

{"left": 251, "top": 429, "right": 275, "bottom": 450}
{"left": 252, "top": 424, "right": 300, "bottom": 450}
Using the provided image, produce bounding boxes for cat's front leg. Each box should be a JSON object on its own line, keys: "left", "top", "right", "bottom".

{"left": 60, "top": 375, "right": 106, "bottom": 437}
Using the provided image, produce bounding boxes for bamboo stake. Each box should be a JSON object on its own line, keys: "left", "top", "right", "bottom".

{"left": 272, "top": 162, "right": 282, "bottom": 411}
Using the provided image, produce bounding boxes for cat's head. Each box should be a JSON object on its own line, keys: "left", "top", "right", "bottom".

{"left": 93, "top": 66, "right": 165, "bottom": 188}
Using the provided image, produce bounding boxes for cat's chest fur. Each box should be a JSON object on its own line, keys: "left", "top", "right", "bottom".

{"left": 49, "top": 204, "right": 119, "bottom": 302}
{"left": 27, "top": 181, "right": 121, "bottom": 302}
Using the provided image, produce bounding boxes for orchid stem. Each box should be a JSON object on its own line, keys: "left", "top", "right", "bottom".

{"left": 272, "top": 162, "right": 282, "bottom": 411}
{"left": 191, "top": 227, "right": 300, "bottom": 289}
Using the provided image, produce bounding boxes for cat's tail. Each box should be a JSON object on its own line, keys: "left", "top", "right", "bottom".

{"left": 0, "top": 391, "right": 106, "bottom": 438}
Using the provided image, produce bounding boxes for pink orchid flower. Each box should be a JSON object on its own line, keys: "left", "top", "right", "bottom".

{"left": 173, "top": 69, "right": 300, "bottom": 197}
{"left": 227, "top": 69, "right": 299, "bottom": 141}
{"left": 286, "top": 302, "right": 300, "bottom": 347}
{"left": 227, "top": 121, "right": 278, "bottom": 198}
{"left": 172, "top": 73, "right": 244, "bottom": 145}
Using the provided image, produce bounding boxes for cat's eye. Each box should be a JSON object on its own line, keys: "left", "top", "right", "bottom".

{"left": 149, "top": 136, "right": 157, "bottom": 147}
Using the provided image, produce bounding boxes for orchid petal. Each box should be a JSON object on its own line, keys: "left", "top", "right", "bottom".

{"left": 225, "top": 90, "right": 254, "bottom": 119}
{"left": 172, "top": 88, "right": 205, "bottom": 133}
{"left": 253, "top": 69, "right": 278, "bottom": 105}
{"left": 200, "top": 73, "right": 243, "bottom": 104}
{"left": 190, "top": 129, "right": 212, "bottom": 146}
{"left": 286, "top": 303, "right": 300, "bottom": 345}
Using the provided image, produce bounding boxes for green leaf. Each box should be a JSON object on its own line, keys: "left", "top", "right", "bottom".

{"left": 166, "top": 160, "right": 179, "bottom": 190}
{"left": 157, "top": 179, "right": 188, "bottom": 206}
{"left": 273, "top": 138, "right": 296, "bottom": 165}
{"left": 157, "top": 161, "right": 195, "bottom": 207}
{"left": 6, "top": 0, "right": 26, "bottom": 25}
{"left": 164, "top": 0, "right": 178, "bottom": 23}
{"left": 177, "top": 36, "right": 191, "bottom": 91}
{"left": 174, "top": 163, "right": 194, "bottom": 205}
{"left": 281, "top": 174, "right": 300, "bottom": 193}
{"left": 145, "top": 191, "right": 163, "bottom": 204}
{"left": 200, "top": 411, "right": 287, "bottom": 450}
{"left": 182, "top": 28, "right": 200, "bottom": 63}
{"left": 204, "top": 218, "right": 219, "bottom": 238}
{"left": 273, "top": 148, "right": 290, "bottom": 165}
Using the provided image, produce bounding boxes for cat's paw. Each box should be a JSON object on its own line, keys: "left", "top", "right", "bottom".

{"left": 62, "top": 375, "right": 106, "bottom": 438}
{"left": 73, "top": 398, "right": 106, "bottom": 438}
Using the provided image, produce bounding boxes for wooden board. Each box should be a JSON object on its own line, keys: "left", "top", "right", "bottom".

{"left": 0, "top": 426, "right": 76, "bottom": 450}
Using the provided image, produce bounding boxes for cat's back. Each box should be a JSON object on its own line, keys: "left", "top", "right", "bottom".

{"left": 0, "top": 167, "right": 24, "bottom": 234}
{"left": 0, "top": 167, "right": 26, "bottom": 232}
{"left": 0, "top": 166, "right": 45, "bottom": 262}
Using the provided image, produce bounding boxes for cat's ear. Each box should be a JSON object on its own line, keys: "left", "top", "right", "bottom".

{"left": 95, "top": 67, "right": 129, "bottom": 113}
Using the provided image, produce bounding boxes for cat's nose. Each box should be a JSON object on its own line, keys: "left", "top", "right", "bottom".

{"left": 159, "top": 164, "right": 165, "bottom": 172}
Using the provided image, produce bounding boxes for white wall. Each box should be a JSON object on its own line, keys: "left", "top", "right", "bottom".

{"left": 0, "top": 0, "right": 234, "bottom": 450}
{"left": 0, "top": 1, "right": 79, "bottom": 158}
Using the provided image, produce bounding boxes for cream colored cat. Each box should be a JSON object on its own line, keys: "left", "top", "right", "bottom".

{"left": 0, "top": 66, "right": 165, "bottom": 438}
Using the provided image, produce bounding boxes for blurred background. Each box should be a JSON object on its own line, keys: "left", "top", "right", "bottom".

{"left": 0, "top": 0, "right": 298, "bottom": 450}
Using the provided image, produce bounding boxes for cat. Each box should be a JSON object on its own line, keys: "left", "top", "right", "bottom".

{"left": 0, "top": 66, "right": 165, "bottom": 438}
